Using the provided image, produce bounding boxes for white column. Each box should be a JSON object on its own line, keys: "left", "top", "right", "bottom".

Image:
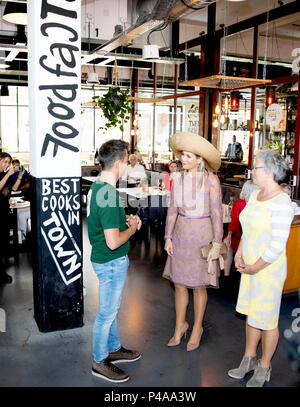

{"left": 28, "top": 0, "right": 83, "bottom": 332}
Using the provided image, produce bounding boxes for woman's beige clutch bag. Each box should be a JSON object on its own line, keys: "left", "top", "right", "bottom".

{"left": 200, "top": 243, "right": 227, "bottom": 259}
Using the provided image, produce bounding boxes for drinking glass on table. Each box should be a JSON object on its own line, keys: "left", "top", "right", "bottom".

{"left": 141, "top": 177, "right": 149, "bottom": 193}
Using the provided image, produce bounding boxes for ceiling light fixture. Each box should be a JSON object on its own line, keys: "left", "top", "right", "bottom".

{"left": 2, "top": 2, "right": 27, "bottom": 26}
{"left": 142, "top": 44, "right": 159, "bottom": 60}
{"left": 0, "top": 61, "right": 10, "bottom": 69}
{"left": 87, "top": 72, "right": 99, "bottom": 84}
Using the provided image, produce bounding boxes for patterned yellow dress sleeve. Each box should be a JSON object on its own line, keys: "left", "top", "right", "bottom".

{"left": 236, "top": 191, "right": 294, "bottom": 330}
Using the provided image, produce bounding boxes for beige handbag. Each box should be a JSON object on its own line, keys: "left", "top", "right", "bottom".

{"left": 200, "top": 242, "right": 227, "bottom": 259}
{"left": 200, "top": 242, "right": 228, "bottom": 274}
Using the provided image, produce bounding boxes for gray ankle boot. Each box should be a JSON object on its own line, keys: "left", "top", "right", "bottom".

{"left": 246, "top": 361, "right": 271, "bottom": 387}
{"left": 228, "top": 356, "right": 258, "bottom": 379}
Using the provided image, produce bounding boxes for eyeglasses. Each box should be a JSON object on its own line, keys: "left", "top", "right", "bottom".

{"left": 251, "top": 166, "right": 265, "bottom": 171}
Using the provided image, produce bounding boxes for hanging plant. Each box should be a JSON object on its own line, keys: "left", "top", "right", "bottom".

{"left": 92, "top": 87, "right": 132, "bottom": 132}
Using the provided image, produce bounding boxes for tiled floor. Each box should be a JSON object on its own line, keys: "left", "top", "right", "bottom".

{"left": 0, "top": 221, "right": 299, "bottom": 387}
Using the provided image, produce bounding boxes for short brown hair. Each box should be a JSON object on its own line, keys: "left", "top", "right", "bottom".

{"left": 98, "top": 139, "right": 129, "bottom": 170}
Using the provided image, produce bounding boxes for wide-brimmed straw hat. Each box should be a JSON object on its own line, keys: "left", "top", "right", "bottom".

{"left": 170, "top": 132, "right": 221, "bottom": 172}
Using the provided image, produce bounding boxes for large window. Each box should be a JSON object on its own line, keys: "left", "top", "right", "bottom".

{"left": 0, "top": 86, "right": 131, "bottom": 154}
{"left": 0, "top": 86, "right": 29, "bottom": 152}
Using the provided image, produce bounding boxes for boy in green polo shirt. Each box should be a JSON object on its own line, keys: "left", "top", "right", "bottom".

{"left": 87, "top": 139, "right": 141, "bottom": 383}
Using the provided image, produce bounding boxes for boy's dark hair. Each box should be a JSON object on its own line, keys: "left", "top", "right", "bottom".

{"left": 12, "top": 159, "right": 20, "bottom": 165}
{"left": 98, "top": 139, "right": 129, "bottom": 170}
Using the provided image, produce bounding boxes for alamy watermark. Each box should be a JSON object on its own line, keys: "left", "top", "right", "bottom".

{"left": 284, "top": 308, "right": 300, "bottom": 339}
{"left": 0, "top": 308, "right": 6, "bottom": 333}
{"left": 89, "top": 174, "right": 206, "bottom": 211}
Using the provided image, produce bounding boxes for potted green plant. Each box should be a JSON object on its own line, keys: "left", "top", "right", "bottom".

{"left": 92, "top": 86, "right": 132, "bottom": 132}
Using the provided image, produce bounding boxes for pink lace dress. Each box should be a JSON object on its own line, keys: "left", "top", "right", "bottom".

{"left": 163, "top": 171, "right": 223, "bottom": 288}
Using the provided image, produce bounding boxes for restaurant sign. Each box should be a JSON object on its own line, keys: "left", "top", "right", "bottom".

{"left": 266, "top": 103, "right": 283, "bottom": 127}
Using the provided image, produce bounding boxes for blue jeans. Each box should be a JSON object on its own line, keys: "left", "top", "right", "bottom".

{"left": 92, "top": 255, "right": 129, "bottom": 363}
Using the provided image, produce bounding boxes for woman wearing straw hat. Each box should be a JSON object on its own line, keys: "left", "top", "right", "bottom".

{"left": 163, "top": 132, "right": 223, "bottom": 351}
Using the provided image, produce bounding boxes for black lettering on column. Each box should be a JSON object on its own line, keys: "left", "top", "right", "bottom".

{"left": 41, "top": 134, "right": 79, "bottom": 157}
{"left": 39, "top": 55, "right": 77, "bottom": 77}
{"left": 41, "top": 178, "right": 81, "bottom": 285}
{"left": 39, "top": 84, "right": 78, "bottom": 102}
{"left": 41, "top": 23, "right": 78, "bottom": 42}
{"left": 50, "top": 44, "right": 79, "bottom": 69}
{"left": 52, "top": 122, "right": 79, "bottom": 139}
{"left": 40, "top": 0, "right": 77, "bottom": 19}
{"left": 47, "top": 97, "right": 75, "bottom": 120}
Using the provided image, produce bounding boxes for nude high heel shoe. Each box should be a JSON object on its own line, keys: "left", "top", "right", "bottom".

{"left": 187, "top": 327, "right": 203, "bottom": 352}
{"left": 167, "top": 322, "right": 189, "bottom": 347}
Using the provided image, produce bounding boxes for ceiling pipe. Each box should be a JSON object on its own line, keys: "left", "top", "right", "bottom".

{"left": 91, "top": 0, "right": 213, "bottom": 56}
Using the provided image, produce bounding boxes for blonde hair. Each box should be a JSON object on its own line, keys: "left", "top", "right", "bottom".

{"left": 179, "top": 155, "right": 206, "bottom": 188}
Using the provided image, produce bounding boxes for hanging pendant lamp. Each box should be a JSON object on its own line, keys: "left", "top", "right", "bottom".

{"left": 230, "top": 92, "right": 240, "bottom": 111}
{"left": 265, "top": 87, "right": 275, "bottom": 108}
{"left": 2, "top": 3, "right": 27, "bottom": 26}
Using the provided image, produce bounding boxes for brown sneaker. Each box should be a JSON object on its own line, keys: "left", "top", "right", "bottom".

{"left": 107, "top": 346, "right": 141, "bottom": 363}
{"left": 91, "top": 359, "right": 129, "bottom": 383}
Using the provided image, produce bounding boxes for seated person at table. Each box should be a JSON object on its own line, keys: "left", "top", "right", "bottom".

{"left": 10, "top": 159, "right": 30, "bottom": 198}
{"left": 225, "top": 135, "right": 243, "bottom": 162}
{"left": 123, "top": 154, "right": 146, "bottom": 185}
{"left": 164, "top": 160, "right": 178, "bottom": 191}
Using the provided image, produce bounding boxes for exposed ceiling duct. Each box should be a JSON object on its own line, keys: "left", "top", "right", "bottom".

{"left": 0, "top": 0, "right": 298, "bottom": 86}
{"left": 92, "top": 0, "right": 213, "bottom": 54}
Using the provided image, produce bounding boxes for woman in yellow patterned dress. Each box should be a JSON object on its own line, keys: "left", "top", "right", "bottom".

{"left": 228, "top": 149, "right": 294, "bottom": 387}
